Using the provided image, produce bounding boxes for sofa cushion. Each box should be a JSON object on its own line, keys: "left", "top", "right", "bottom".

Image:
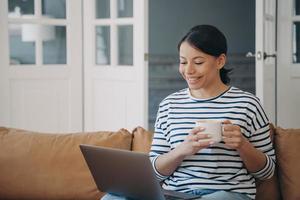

{"left": 275, "top": 127, "right": 300, "bottom": 200}
{"left": 0, "top": 127, "right": 132, "bottom": 200}
{"left": 131, "top": 126, "right": 153, "bottom": 153}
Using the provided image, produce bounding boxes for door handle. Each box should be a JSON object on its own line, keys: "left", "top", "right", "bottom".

{"left": 246, "top": 51, "right": 276, "bottom": 60}
{"left": 246, "top": 51, "right": 262, "bottom": 60}
{"left": 263, "top": 52, "right": 276, "bottom": 60}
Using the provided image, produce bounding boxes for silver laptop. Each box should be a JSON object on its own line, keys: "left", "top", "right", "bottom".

{"left": 80, "top": 144, "right": 202, "bottom": 200}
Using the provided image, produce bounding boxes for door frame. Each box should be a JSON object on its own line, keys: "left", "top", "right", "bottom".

{"left": 255, "top": 0, "right": 277, "bottom": 125}
{"left": 277, "top": 0, "right": 300, "bottom": 128}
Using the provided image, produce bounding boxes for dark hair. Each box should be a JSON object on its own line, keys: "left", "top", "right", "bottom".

{"left": 177, "top": 25, "right": 232, "bottom": 84}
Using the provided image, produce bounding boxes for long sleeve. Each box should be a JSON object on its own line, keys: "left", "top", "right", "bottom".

{"left": 149, "top": 100, "right": 171, "bottom": 181}
{"left": 248, "top": 99, "right": 276, "bottom": 180}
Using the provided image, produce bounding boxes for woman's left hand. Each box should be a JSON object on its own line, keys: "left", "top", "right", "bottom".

{"left": 222, "top": 120, "right": 247, "bottom": 150}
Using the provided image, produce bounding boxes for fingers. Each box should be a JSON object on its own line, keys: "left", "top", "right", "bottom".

{"left": 222, "top": 120, "right": 231, "bottom": 125}
{"left": 187, "top": 128, "right": 214, "bottom": 146}
{"left": 192, "top": 140, "right": 212, "bottom": 148}
{"left": 196, "top": 133, "right": 211, "bottom": 141}
{"left": 222, "top": 129, "right": 242, "bottom": 142}
{"left": 190, "top": 126, "right": 205, "bottom": 134}
{"left": 222, "top": 135, "right": 243, "bottom": 144}
{"left": 223, "top": 135, "right": 246, "bottom": 149}
{"left": 222, "top": 129, "right": 240, "bottom": 138}
{"left": 188, "top": 132, "right": 211, "bottom": 142}
{"left": 189, "top": 126, "right": 212, "bottom": 141}
{"left": 222, "top": 124, "right": 240, "bottom": 132}
{"left": 222, "top": 124, "right": 246, "bottom": 149}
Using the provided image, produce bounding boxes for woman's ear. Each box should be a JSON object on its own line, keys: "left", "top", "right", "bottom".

{"left": 217, "top": 54, "right": 226, "bottom": 69}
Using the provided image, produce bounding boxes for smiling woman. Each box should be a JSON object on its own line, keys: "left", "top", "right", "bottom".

{"left": 178, "top": 42, "right": 228, "bottom": 99}
{"left": 148, "top": 25, "right": 275, "bottom": 200}
{"left": 178, "top": 40, "right": 229, "bottom": 100}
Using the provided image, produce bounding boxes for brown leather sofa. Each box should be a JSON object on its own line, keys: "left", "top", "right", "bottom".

{"left": 0, "top": 125, "right": 299, "bottom": 200}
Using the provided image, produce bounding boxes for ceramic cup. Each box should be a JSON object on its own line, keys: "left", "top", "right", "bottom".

{"left": 195, "top": 120, "right": 223, "bottom": 143}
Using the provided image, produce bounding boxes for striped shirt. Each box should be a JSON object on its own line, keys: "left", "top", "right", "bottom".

{"left": 149, "top": 87, "right": 276, "bottom": 200}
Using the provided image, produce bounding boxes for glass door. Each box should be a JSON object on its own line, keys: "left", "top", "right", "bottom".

{"left": 83, "top": 0, "right": 148, "bottom": 131}
{"left": 0, "top": 0, "right": 83, "bottom": 132}
{"left": 0, "top": 0, "right": 149, "bottom": 132}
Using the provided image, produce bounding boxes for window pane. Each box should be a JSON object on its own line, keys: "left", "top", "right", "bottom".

{"left": 8, "top": 0, "right": 34, "bottom": 17}
{"left": 118, "top": 25, "right": 133, "bottom": 65}
{"left": 9, "top": 24, "right": 35, "bottom": 65}
{"left": 117, "top": 0, "right": 133, "bottom": 18}
{"left": 42, "top": 0, "right": 66, "bottom": 19}
{"left": 43, "top": 26, "right": 66, "bottom": 64}
{"left": 96, "top": 26, "right": 110, "bottom": 65}
{"left": 293, "top": 22, "right": 300, "bottom": 63}
{"left": 294, "top": 0, "right": 300, "bottom": 15}
{"left": 96, "top": 0, "right": 110, "bottom": 19}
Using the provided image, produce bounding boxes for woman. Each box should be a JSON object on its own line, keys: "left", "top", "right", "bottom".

{"left": 102, "top": 25, "right": 275, "bottom": 200}
{"left": 149, "top": 25, "right": 275, "bottom": 200}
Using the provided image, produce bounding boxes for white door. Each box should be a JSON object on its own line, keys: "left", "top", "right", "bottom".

{"left": 277, "top": 0, "right": 300, "bottom": 128}
{"left": 255, "top": 0, "right": 277, "bottom": 124}
{"left": 0, "top": 0, "right": 83, "bottom": 132}
{"left": 83, "top": 0, "right": 148, "bottom": 131}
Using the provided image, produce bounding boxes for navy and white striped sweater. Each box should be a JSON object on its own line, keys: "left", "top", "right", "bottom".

{"left": 149, "top": 87, "right": 276, "bottom": 200}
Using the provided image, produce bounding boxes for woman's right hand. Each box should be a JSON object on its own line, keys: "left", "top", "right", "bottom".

{"left": 154, "top": 126, "right": 214, "bottom": 177}
{"left": 175, "top": 126, "right": 213, "bottom": 157}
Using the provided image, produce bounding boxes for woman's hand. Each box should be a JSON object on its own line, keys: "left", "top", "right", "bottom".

{"left": 222, "top": 120, "right": 247, "bottom": 150}
{"left": 221, "top": 120, "right": 269, "bottom": 173}
{"left": 175, "top": 126, "right": 213, "bottom": 157}
{"left": 154, "top": 126, "right": 213, "bottom": 176}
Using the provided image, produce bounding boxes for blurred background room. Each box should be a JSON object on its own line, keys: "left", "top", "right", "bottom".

{"left": 0, "top": 0, "right": 299, "bottom": 133}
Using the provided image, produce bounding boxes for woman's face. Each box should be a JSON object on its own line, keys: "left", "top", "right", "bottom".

{"left": 179, "top": 41, "right": 225, "bottom": 92}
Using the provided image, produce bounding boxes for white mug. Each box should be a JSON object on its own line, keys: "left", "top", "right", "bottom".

{"left": 195, "top": 120, "right": 223, "bottom": 143}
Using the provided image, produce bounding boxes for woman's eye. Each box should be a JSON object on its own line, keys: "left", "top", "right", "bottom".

{"left": 180, "top": 62, "right": 187, "bottom": 65}
{"left": 195, "top": 62, "right": 203, "bottom": 65}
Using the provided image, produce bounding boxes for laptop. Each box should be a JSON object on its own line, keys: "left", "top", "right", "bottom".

{"left": 79, "top": 144, "right": 202, "bottom": 200}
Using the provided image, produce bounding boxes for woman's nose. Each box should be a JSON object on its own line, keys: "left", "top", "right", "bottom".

{"left": 185, "top": 63, "right": 195, "bottom": 74}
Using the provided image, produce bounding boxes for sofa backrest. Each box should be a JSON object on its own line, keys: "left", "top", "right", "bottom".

{"left": 255, "top": 124, "right": 281, "bottom": 200}
{"left": 2, "top": 125, "right": 299, "bottom": 200}
{"left": 257, "top": 125, "right": 300, "bottom": 200}
{"left": 131, "top": 126, "right": 154, "bottom": 153}
{"left": 0, "top": 127, "right": 132, "bottom": 200}
{"left": 274, "top": 127, "right": 300, "bottom": 200}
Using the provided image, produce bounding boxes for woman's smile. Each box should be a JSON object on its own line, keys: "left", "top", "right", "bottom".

{"left": 186, "top": 76, "right": 203, "bottom": 84}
